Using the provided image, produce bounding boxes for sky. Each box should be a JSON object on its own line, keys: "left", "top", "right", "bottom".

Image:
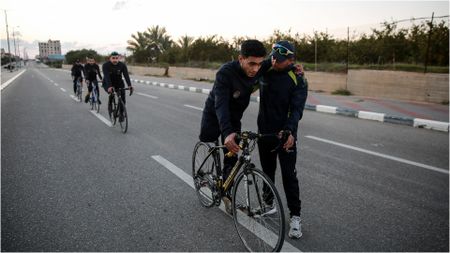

{"left": 0, "top": 0, "right": 448, "bottom": 58}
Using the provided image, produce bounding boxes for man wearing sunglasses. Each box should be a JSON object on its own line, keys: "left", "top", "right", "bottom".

{"left": 257, "top": 41, "right": 308, "bottom": 239}
{"left": 102, "top": 52, "right": 134, "bottom": 121}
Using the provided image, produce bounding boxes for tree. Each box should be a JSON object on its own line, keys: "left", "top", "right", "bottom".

{"left": 145, "top": 25, "right": 173, "bottom": 63}
{"left": 65, "top": 49, "right": 102, "bottom": 64}
{"left": 127, "top": 31, "right": 151, "bottom": 63}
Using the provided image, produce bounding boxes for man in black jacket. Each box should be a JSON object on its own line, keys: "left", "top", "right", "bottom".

{"left": 257, "top": 41, "right": 308, "bottom": 239}
{"left": 199, "top": 40, "right": 269, "bottom": 178}
{"left": 84, "top": 55, "right": 103, "bottom": 104}
{"left": 102, "top": 51, "right": 133, "bottom": 104}
{"left": 71, "top": 59, "right": 84, "bottom": 94}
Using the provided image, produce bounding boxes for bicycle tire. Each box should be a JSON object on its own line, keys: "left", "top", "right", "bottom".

{"left": 192, "top": 141, "right": 220, "bottom": 208}
{"left": 232, "top": 167, "right": 285, "bottom": 252}
{"left": 118, "top": 98, "right": 128, "bottom": 133}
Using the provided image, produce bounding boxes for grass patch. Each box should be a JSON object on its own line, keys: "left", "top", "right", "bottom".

{"left": 332, "top": 88, "right": 352, "bottom": 96}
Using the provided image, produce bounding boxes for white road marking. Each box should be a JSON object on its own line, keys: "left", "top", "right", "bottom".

{"left": 60, "top": 88, "right": 66, "bottom": 92}
{"left": 136, "top": 92, "right": 158, "bottom": 99}
{"left": 54, "top": 83, "right": 58, "bottom": 86}
{"left": 90, "top": 110, "right": 112, "bottom": 127}
{"left": 1, "top": 69, "right": 26, "bottom": 91}
{"left": 305, "top": 135, "right": 448, "bottom": 175}
{"left": 183, "top": 104, "right": 203, "bottom": 111}
{"left": 70, "top": 94, "right": 80, "bottom": 102}
{"left": 151, "top": 155, "right": 301, "bottom": 252}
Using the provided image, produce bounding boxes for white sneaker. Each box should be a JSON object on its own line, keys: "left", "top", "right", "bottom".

{"left": 289, "top": 215, "right": 303, "bottom": 239}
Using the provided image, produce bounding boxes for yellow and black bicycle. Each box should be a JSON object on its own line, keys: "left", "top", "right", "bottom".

{"left": 192, "top": 131, "right": 285, "bottom": 252}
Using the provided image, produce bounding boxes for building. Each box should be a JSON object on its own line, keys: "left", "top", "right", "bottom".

{"left": 38, "top": 40, "right": 61, "bottom": 59}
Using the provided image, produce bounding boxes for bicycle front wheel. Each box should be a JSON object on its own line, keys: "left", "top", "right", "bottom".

{"left": 192, "top": 142, "right": 219, "bottom": 208}
{"left": 232, "top": 167, "right": 285, "bottom": 252}
{"left": 118, "top": 99, "right": 128, "bottom": 133}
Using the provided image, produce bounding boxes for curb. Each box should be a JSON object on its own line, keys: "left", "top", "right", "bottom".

{"left": 132, "top": 78, "right": 447, "bottom": 132}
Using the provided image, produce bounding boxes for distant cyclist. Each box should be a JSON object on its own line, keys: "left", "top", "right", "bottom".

{"left": 84, "top": 55, "right": 103, "bottom": 104}
{"left": 102, "top": 52, "right": 134, "bottom": 121}
{"left": 71, "top": 59, "right": 84, "bottom": 94}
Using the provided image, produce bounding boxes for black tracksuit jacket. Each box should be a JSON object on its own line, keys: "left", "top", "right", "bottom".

{"left": 257, "top": 67, "right": 308, "bottom": 139}
{"left": 200, "top": 60, "right": 270, "bottom": 142}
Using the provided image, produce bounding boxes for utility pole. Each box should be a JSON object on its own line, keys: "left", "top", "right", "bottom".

{"left": 4, "top": 10, "right": 13, "bottom": 72}
{"left": 424, "top": 12, "right": 434, "bottom": 73}
{"left": 346, "top": 26, "right": 349, "bottom": 74}
{"left": 313, "top": 29, "right": 317, "bottom": 72}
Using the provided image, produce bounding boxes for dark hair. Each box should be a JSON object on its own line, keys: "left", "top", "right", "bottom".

{"left": 240, "top": 40, "right": 266, "bottom": 58}
{"left": 86, "top": 54, "right": 94, "bottom": 59}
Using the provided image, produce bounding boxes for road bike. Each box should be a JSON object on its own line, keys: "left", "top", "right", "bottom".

{"left": 108, "top": 87, "right": 132, "bottom": 133}
{"left": 192, "top": 131, "right": 286, "bottom": 252}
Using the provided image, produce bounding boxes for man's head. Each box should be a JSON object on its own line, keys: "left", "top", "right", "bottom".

{"left": 238, "top": 40, "right": 267, "bottom": 78}
{"left": 86, "top": 55, "right": 95, "bottom": 65}
{"left": 270, "top": 41, "right": 295, "bottom": 71}
{"left": 109, "top": 51, "right": 120, "bottom": 65}
{"left": 75, "top": 59, "right": 80, "bottom": 65}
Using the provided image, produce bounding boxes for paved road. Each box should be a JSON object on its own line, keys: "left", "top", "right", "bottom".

{"left": 2, "top": 64, "right": 448, "bottom": 251}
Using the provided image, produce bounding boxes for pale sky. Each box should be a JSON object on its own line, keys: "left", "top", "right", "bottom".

{"left": 0, "top": 0, "right": 448, "bottom": 58}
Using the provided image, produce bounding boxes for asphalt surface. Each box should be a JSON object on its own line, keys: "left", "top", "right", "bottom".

{"left": 1, "top": 63, "right": 449, "bottom": 252}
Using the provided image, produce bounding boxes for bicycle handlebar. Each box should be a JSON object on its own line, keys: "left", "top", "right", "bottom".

{"left": 225, "top": 130, "right": 292, "bottom": 157}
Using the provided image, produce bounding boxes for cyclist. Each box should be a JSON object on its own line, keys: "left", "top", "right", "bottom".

{"left": 71, "top": 59, "right": 84, "bottom": 94}
{"left": 84, "top": 55, "right": 103, "bottom": 104}
{"left": 102, "top": 51, "right": 134, "bottom": 121}
{"left": 257, "top": 41, "right": 308, "bottom": 239}
{"left": 199, "top": 40, "right": 270, "bottom": 212}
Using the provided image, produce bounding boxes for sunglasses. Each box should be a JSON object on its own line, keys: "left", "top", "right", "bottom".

{"left": 272, "top": 43, "right": 294, "bottom": 56}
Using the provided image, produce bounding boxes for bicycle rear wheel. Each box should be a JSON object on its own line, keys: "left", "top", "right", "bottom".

{"left": 232, "top": 167, "right": 285, "bottom": 252}
{"left": 118, "top": 99, "right": 128, "bottom": 133}
{"left": 192, "top": 142, "right": 219, "bottom": 208}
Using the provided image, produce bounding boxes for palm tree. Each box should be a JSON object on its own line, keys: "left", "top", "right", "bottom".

{"left": 127, "top": 31, "right": 150, "bottom": 63}
{"left": 177, "top": 35, "right": 194, "bottom": 62}
{"left": 145, "top": 25, "right": 173, "bottom": 62}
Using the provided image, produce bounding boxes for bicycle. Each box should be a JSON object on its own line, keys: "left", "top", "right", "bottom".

{"left": 192, "top": 131, "right": 286, "bottom": 252}
{"left": 108, "top": 87, "right": 133, "bottom": 133}
{"left": 75, "top": 77, "right": 83, "bottom": 102}
{"left": 87, "top": 80, "right": 100, "bottom": 113}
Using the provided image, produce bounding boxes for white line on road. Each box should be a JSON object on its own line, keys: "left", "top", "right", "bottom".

{"left": 183, "top": 104, "right": 203, "bottom": 111}
{"left": 1, "top": 69, "right": 26, "bottom": 91}
{"left": 136, "top": 92, "right": 158, "bottom": 99}
{"left": 60, "top": 88, "right": 66, "bottom": 92}
{"left": 151, "top": 155, "right": 301, "bottom": 252}
{"left": 305, "top": 135, "right": 448, "bottom": 174}
{"left": 54, "top": 83, "right": 58, "bottom": 86}
{"left": 70, "top": 95, "right": 80, "bottom": 102}
{"left": 90, "top": 110, "right": 112, "bottom": 127}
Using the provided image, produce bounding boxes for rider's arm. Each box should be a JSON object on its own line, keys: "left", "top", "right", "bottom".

{"left": 102, "top": 63, "right": 111, "bottom": 90}
{"left": 283, "top": 74, "right": 308, "bottom": 134}
{"left": 122, "top": 64, "right": 132, "bottom": 87}
{"left": 96, "top": 64, "right": 103, "bottom": 80}
{"left": 214, "top": 71, "right": 234, "bottom": 138}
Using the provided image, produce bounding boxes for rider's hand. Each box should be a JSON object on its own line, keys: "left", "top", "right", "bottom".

{"left": 279, "top": 130, "right": 294, "bottom": 151}
{"left": 293, "top": 64, "right": 304, "bottom": 76}
{"left": 107, "top": 87, "right": 113, "bottom": 94}
{"left": 224, "top": 133, "right": 240, "bottom": 154}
